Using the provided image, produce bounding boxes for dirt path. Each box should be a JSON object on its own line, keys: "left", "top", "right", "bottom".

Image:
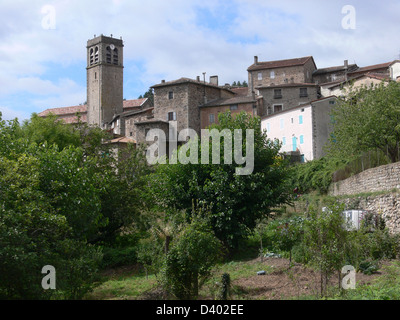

{"left": 232, "top": 257, "right": 388, "bottom": 300}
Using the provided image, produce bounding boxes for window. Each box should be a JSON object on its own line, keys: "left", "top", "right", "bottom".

{"left": 90, "top": 48, "right": 94, "bottom": 65}
{"left": 274, "top": 89, "right": 282, "bottom": 99}
{"left": 291, "top": 118, "right": 294, "bottom": 124}
{"left": 300, "top": 135, "right": 304, "bottom": 144}
{"left": 230, "top": 104, "right": 238, "bottom": 111}
{"left": 258, "top": 72, "right": 262, "bottom": 80}
{"left": 282, "top": 137, "right": 286, "bottom": 145}
{"left": 94, "top": 46, "right": 99, "bottom": 63}
{"left": 300, "top": 88, "right": 308, "bottom": 98}
{"left": 145, "top": 128, "right": 150, "bottom": 137}
{"left": 168, "top": 91, "right": 174, "bottom": 99}
{"left": 280, "top": 119, "right": 284, "bottom": 130}
{"left": 270, "top": 71, "right": 275, "bottom": 79}
{"left": 113, "top": 48, "right": 119, "bottom": 65}
{"left": 274, "top": 105, "right": 283, "bottom": 113}
{"left": 130, "top": 132, "right": 133, "bottom": 136}
{"left": 329, "top": 100, "right": 335, "bottom": 105}
{"left": 209, "top": 113, "right": 215, "bottom": 124}
{"left": 299, "top": 115, "right": 303, "bottom": 124}
{"left": 266, "top": 123, "right": 270, "bottom": 132}
{"left": 168, "top": 111, "right": 176, "bottom": 121}
{"left": 106, "top": 46, "right": 112, "bottom": 64}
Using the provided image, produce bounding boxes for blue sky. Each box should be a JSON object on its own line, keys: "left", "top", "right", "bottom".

{"left": 1, "top": 0, "right": 400, "bottom": 121}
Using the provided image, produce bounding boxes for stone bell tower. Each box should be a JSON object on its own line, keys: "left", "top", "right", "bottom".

{"left": 86, "top": 34, "right": 124, "bottom": 128}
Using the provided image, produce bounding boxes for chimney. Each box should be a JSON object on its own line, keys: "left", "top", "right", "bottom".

{"left": 210, "top": 75, "right": 218, "bottom": 86}
{"left": 161, "top": 80, "right": 165, "bottom": 84}
{"left": 196, "top": 76, "right": 200, "bottom": 82}
{"left": 254, "top": 56, "right": 258, "bottom": 65}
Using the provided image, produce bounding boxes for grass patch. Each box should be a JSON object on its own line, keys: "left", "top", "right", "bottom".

{"left": 85, "top": 272, "right": 157, "bottom": 300}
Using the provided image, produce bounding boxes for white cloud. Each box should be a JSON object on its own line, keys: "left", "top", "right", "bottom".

{"left": 0, "top": 0, "right": 399, "bottom": 118}
{"left": 0, "top": 106, "right": 31, "bottom": 121}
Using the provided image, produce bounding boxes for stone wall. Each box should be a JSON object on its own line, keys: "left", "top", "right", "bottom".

{"left": 339, "top": 192, "right": 400, "bottom": 235}
{"left": 329, "top": 162, "right": 400, "bottom": 197}
{"left": 328, "top": 162, "right": 400, "bottom": 234}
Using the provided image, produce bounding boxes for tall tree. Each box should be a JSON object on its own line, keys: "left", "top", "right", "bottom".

{"left": 328, "top": 81, "right": 400, "bottom": 163}
{"left": 150, "top": 111, "right": 291, "bottom": 249}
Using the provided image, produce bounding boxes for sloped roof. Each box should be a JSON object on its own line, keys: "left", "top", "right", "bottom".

{"left": 123, "top": 98, "right": 148, "bottom": 108}
{"left": 151, "top": 77, "right": 235, "bottom": 93}
{"left": 201, "top": 95, "right": 256, "bottom": 108}
{"left": 247, "top": 56, "right": 315, "bottom": 71}
{"left": 38, "top": 98, "right": 150, "bottom": 123}
{"left": 230, "top": 87, "right": 249, "bottom": 96}
{"left": 38, "top": 105, "right": 87, "bottom": 117}
{"left": 325, "top": 72, "right": 391, "bottom": 90}
{"left": 313, "top": 64, "right": 358, "bottom": 75}
{"left": 347, "top": 61, "right": 393, "bottom": 75}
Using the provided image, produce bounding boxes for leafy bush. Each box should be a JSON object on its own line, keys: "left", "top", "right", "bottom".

{"left": 264, "top": 216, "right": 304, "bottom": 265}
{"left": 100, "top": 247, "right": 138, "bottom": 269}
{"left": 160, "top": 215, "right": 223, "bottom": 300}
{"left": 358, "top": 260, "right": 380, "bottom": 275}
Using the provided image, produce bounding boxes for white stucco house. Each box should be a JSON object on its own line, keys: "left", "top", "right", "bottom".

{"left": 261, "top": 96, "right": 337, "bottom": 162}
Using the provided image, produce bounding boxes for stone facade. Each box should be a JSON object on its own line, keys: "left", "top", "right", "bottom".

{"left": 312, "top": 61, "right": 358, "bottom": 85}
{"left": 200, "top": 97, "right": 257, "bottom": 129}
{"left": 329, "top": 162, "right": 400, "bottom": 197}
{"left": 256, "top": 83, "right": 320, "bottom": 116}
{"left": 247, "top": 56, "right": 317, "bottom": 96}
{"left": 140, "top": 78, "right": 235, "bottom": 144}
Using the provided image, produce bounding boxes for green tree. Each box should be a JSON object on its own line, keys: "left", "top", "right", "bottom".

{"left": 160, "top": 213, "right": 222, "bottom": 300}
{"left": 267, "top": 216, "right": 304, "bottom": 266}
{"left": 303, "top": 201, "right": 349, "bottom": 297}
{"left": 151, "top": 111, "right": 291, "bottom": 249}
{"left": 139, "top": 88, "right": 154, "bottom": 105}
{"left": 328, "top": 81, "right": 400, "bottom": 163}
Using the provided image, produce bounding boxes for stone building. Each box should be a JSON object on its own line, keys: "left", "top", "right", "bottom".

{"left": 86, "top": 35, "right": 124, "bottom": 128}
{"left": 256, "top": 83, "right": 320, "bottom": 116}
{"left": 134, "top": 76, "right": 236, "bottom": 146}
{"left": 38, "top": 35, "right": 400, "bottom": 164}
{"left": 247, "top": 56, "right": 317, "bottom": 94}
{"left": 312, "top": 60, "right": 358, "bottom": 84}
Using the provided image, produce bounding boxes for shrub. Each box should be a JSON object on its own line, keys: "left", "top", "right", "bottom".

{"left": 160, "top": 215, "right": 223, "bottom": 300}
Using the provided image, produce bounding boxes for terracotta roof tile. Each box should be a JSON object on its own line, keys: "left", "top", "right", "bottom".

{"left": 38, "top": 105, "right": 87, "bottom": 117}
{"left": 230, "top": 87, "right": 249, "bottom": 96}
{"left": 347, "top": 62, "right": 392, "bottom": 75}
{"left": 247, "top": 56, "right": 314, "bottom": 71}
{"left": 123, "top": 98, "right": 148, "bottom": 108}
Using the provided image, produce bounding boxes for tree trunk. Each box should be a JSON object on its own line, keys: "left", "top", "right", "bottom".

{"left": 165, "top": 235, "right": 170, "bottom": 254}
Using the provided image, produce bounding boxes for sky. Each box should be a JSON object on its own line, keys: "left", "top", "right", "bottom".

{"left": 1, "top": 0, "right": 400, "bottom": 121}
